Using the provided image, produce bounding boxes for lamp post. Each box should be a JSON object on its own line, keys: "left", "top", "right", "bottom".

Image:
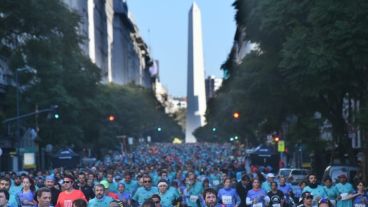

{"left": 14, "top": 66, "right": 37, "bottom": 171}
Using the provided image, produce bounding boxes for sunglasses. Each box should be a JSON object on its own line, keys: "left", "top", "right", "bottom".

{"left": 305, "top": 195, "right": 313, "bottom": 199}
{"left": 143, "top": 180, "right": 152, "bottom": 183}
{"left": 154, "top": 201, "right": 160, "bottom": 204}
{"left": 63, "top": 180, "right": 72, "bottom": 184}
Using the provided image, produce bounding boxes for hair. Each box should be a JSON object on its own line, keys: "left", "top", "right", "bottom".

{"left": 270, "top": 181, "right": 278, "bottom": 187}
{"left": 223, "top": 177, "right": 231, "bottom": 184}
{"left": 22, "top": 175, "right": 36, "bottom": 192}
{"left": 0, "top": 177, "right": 11, "bottom": 187}
{"left": 323, "top": 177, "right": 332, "bottom": 183}
{"left": 142, "top": 174, "right": 152, "bottom": 181}
{"left": 142, "top": 198, "right": 156, "bottom": 207}
{"left": 64, "top": 174, "right": 75, "bottom": 182}
{"left": 72, "top": 199, "right": 87, "bottom": 207}
{"left": 94, "top": 184, "right": 105, "bottom": 191}
{"left": 203, "top": 188, "right": 217, "bottom": 199}
{"left": 241, "top": 174, "right": 250, "bottom": 181}
{"left": 0, "top": 189, "right": 9, "bottom": 201}
{"left": 36, "top": 187, "right": 51, "bottom": 198}
{"left": 151, "top": 194, "right": 161, "bottom": 201}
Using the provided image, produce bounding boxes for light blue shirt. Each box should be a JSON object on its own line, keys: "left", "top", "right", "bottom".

{"left": 88, "top": 196, "right": 114, "bottom": 207}
{"left": 132, "top": 187, "right": 159, "bottom": 205}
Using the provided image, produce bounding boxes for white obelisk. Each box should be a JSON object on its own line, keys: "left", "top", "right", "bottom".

{"left": 186, "top": 2, "right": 207, "bottom": 143}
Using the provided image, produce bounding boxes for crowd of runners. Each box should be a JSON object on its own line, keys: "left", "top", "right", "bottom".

{"left": 0, "top": 143, "right": 367, "bottom": 207}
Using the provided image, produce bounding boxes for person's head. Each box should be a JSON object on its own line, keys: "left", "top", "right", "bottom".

{"left": 124, "top": 173, "right": 132, "bottom": 182}
{"left": 114, "top": 175, "right": 122, "bottom": 183}
{"left": 160, "top": 171, "right": 168, "bottom": 180}
{"left": 323, "top": 177, "right": 332, "bottom": 187}
{"left": 142, "top": 175, "right": 152, "bottom": 188}
{"left": 157, "top": 180, "right": 168, "bottom": 193}
{"left": 308, "top": 173, "right": 318, "bottom": 185}
{"left": 36, "top": 187, "right": 51, "bottom": 207}
{"left": 0, "top": 177, "right": 10, "bottom": 191}
{"left": 14, "top": 176, "right": 21, "bottom": 186}
{"left": 241, "top": 174, "right": 250, "bottom": 186}
{"left": 44, "top": 175, "right": 55, "bottom": 188}
{"left": 270, "top": 181, "right": 278, "bottom": 191}
{"left": 302, "top": 192, "right": 313, "bottom": 206}
{"left": 318, "top": 198, "right": 332, "bottom": 207}
{"left": 63, "top": 174, "right": 75, "bottom": 191}
{"left": 94, "top": 184, "right": 105, "bottom": 199}
{"left": 338, "top": 174, "right": 347, "bottom": 184}
{"left": 186, "top": 173, "right": 196, "bottom": 186}
{"left": 356, "top": 181, "right": 365, "bottom": 192}
{"left": 299, "top": 180, "right": 307, "bottom": 188}
{"left": 22, "top": 176, "right": 35, "bottom": 192}
{"left": 141, "top": 199, "right": 155, "bottom": 207}
{"left": 151, "top": 194, "right": 161, "bottom": 207}
{"left": 118, "top": 183, "right": 125, "bottom": 193}
{"left": 72, "top": 199, "right": 87, "bottom": 207}
{"left": 252, "top": 179, "right": 261, "bottom": 189}
{"left": 0, "top": 189, "right": 9, "bottom": 207}
{"left": 266, "top": 173, "right": 275, "bottom": 182}
{"left": 203, "top": 188, "right": 217, "bottom": 207}
{"left": 223, "top": 177, "right": 231, "bottom": 188}
{"left": 78, "top": 173, "right": 86, "bottom": 184}
{"left": 107, "top": 173, "right": 114, "bottom": 183}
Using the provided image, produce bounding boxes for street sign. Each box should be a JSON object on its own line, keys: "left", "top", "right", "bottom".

{"left": 278, "top": 140, "right": 285, "bottom": 152}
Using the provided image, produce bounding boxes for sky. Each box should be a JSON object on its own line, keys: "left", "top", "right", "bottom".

{"left": 127, "top": 1, "right": 236, "bottom": 97}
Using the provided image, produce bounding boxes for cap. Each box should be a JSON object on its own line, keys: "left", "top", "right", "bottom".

{"left": 115, "top": 175, "right": 122, "bottom": 180}
{"left": 266, "top": 173, "right": 275, "bottom": 178}
{"left": 46, "top": 175, "right": 55, "bottom": 181}
{"left": 100, "top": 180, "right": 109, "bottom": 188}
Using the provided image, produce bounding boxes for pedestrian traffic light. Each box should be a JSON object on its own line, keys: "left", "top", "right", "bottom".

{"left": 48, "top": 105, "right": 60, "bottom": 120}
{"left": 233, "top": 112, "right": 240, "bottom": 119}
{"left": 108, "top": 115, "right": 116, "bottom": 122}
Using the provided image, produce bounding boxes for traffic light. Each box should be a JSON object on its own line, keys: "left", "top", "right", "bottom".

{"left": 233, "top": 112, "right": 240, "bottom": 119}
{"left": 48, "top": 105, "right": 60, "bottom": 120}
{"left": 108, "top": 115, "right": 116, "bottom": 122}
{"left": 157, "top": 127, "right": 162, "bottom": 132}
{"left": 273, "top": 135, "right": 280, "bottom": 143}
{"left": 212, "top": 127, "right": 217, "bottom": 132}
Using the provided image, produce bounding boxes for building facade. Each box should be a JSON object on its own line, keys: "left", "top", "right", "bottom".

{"left": 62, "top": 0, "right": 154, "bottom": 87}
{"left": 205, "top": 76, "right": 222, "bottom": 101}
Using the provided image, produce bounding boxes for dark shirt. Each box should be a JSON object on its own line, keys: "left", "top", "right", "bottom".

{"left": 49, "top": 187, "right": 60, "bottom": 207}
{"left": 78, "top": 184, "right": 94, "bottom": 200}
{"left": 236, "top": 181, "right": 252, "bottom": 207}
{"left": 267, "top": 190, "right": 284, "bottom": 207}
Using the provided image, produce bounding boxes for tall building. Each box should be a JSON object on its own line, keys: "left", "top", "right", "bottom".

{"left": 62, "top": 0, "right": 154, "bottom": 87}
{"left": 205, "top": 76, "right": 222, "bottom": 101}
{"left": 186, "top": 2, "right": 207, "bottom": 143}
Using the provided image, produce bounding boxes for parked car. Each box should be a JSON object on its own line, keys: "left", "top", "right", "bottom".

{"left": 288, "top": 168, "right": 309, "bottom": 184}
{"left": 278, "top": 168, "right": 292, "bottom": 178}
{"left": 323, "top": 165, "right": 358, "bottom": 183}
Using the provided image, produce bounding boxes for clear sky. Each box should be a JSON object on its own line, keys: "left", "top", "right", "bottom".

{"left": 127, "top": 0, "right": 236, "bottom": 97}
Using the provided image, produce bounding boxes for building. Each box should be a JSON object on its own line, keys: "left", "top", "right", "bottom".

{"left": 62, "top": 0, "right": 155, "bottom": 87}
{"left": 205, "top": 76, "right": 222, "bottom": 101}
{"left": 186, "top": 2, "right": 207, "bottom": 143}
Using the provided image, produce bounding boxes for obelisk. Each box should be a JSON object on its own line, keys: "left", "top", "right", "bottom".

{"left": 186, "top": 2, "right": 207, "bottom": 143}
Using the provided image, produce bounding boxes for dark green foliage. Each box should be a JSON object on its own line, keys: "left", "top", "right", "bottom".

{"left": 200, "top": 0, "right": 368, "bottom": 160}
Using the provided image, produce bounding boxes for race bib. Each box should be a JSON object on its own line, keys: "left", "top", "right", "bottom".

{"left": 252, "top": 203, "right": 262, "bottom": 207}
{"left": 330, "top": 200, "right": 336, "bottom": 206}
{"left": 222, "top": 195, "right": 232, "bottom": 205}
{"left": 272, "top": 204, "right": 281, "bottom": 207}
{"left": 190, "top": 195, "right": 199, "bottom": 203}
{"left": 213, "top": 180, "right": 220, "bottom": 186}
{"left": 354, "top": 204, "right": 365, "bottom": 207}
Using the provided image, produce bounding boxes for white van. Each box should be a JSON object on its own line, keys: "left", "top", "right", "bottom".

{"left": 323, "top": 165, "right": 358, "bottom": 183}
